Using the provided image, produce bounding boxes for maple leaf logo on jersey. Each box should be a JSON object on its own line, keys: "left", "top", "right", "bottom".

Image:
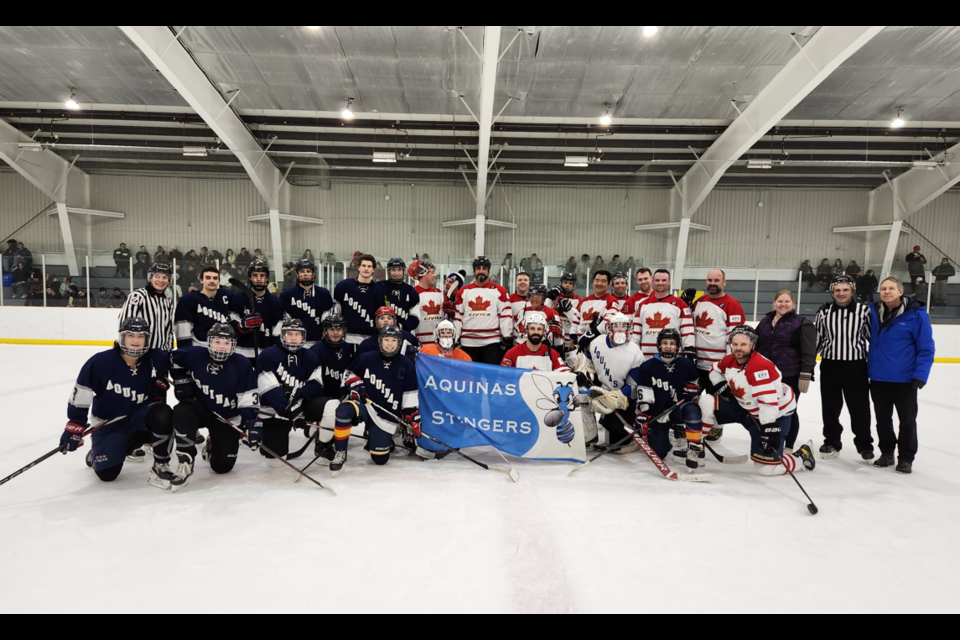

{"left": 646, "top": 311, "right": 670, "bottom": 329}
{"left": 468, "top": 297, "right": 491, "bottom": 311}
{"left": 582, "top": 309, "right": 599, "bottom": 323}
{"left": 695, "top": 312, "right": 714, "bottom": 329}
{"left": 422, "top": 300, "right": 441, "bottom": 316}
{"left": 729, "top": 380, "right": 747, "bottom": 400}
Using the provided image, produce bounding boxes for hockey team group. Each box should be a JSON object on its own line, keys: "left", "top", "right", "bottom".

{"left": 49, "top": 251, "right": 935, "bottom": 492}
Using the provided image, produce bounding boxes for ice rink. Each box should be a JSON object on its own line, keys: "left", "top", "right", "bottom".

{"left": 0, "top": 344, "right": 957, "bottom": 614}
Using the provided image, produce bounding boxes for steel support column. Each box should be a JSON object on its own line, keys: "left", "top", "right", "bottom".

{"left": 474, "top": 26, "right": 501, "bottom": 257}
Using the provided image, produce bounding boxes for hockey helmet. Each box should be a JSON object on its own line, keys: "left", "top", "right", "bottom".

{"left": 607, "top": 312, "right": 631, "bottom": 346}
{"left": 207, "top": 323, "right": 237, "bottom": 362}
{"left": 280, "top": 317, "right": 307, "bottom": 352}
{"left": 322, "top": 306, "right": 347, "bottom": 345}
{"left": 728, "top": 324, "right": 759, "bottom": 346}
{"left": 529, "top": 284, "right": 548, "bottom": 302}
{"left": 473, "top": 255, "right": 492, "bottom": 270}
{"left": 375, "top": 305, "right": 397, "bottom": 328}
{"left": 378, "top": 325, "right": 403, "bottom": 359}
{"left": 147, "top": 261, "right": 172, "bottom": 283}
{"left": 118, "top": 316, "right": 151, "bottom": 358}
{"left": 408, "top": 258, "right": 434, "bottom": 281}
{"left": 295, "top": 258, "right": 316, "bottom": 286}
{"left": 247, "top": 259, "right": 270, "bottom": 291}
{"left": 386, "top": 257, "right": 406, "bottom": 283}
{"left": 435, "top": 319, "right": 456, "bottom": 350}
{"left": 611, "top": 271, "right": 628, "bottom": 284}
{"left": 560, "top": 272, "right": 576, "bottom": 284}
{"left": 656, "top": 327, "right": 682, "bottom": 360}
{"left": 830, "top": 274, "right": 855, "bottom": 291}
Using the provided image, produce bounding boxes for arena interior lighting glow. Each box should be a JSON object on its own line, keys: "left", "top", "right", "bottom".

{"left": 341, "top": 98, "right": 355, "bottom": 120}
{"left": 64, "top": 90, "right": 79, "bottom": 110}
{"left": 891, "top": 107, "right": 905, "bottom": 128}
{"left": 643, "top": 26, "right": 659, "bottom": 37}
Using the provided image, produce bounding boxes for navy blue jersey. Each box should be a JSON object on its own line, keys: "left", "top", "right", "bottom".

{"left": 334, "top": 278, "right": 383, "bottom": 340}
{"left": 171, "top": 347, "right": 258, "bottom": 426}
{"left": 256, "top": 345, "right": 324, "bottom": 417}
{"left": 634, "top": 355, "right": 699, "bottom": 419}
{"left": 356, "top": 330, "right": 419, "bottom": 364}
{"left": 345, "top": 351, "right": 418, "bottom": 432}
{"left": 175, "top": 288, "right": 233, "bottom": 348}
{"left": 377, "top": 280, "right": 420, "bottom": 333}
{"left": 68, "top": 347, "right": 170, "bottom": 425}
{"left": 278, "top": 285, "right": 334, "bottom": 346}
{"left": 309, "top": 341, "right": 357, "bottom": 399}
{"left": 230, "top": 289, "right": 284, "bottom": 358}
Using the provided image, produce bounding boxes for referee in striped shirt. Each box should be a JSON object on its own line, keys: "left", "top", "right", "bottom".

{"left": 814, "top": 274, "right": 874, "bottom": 460}
{"left": 117, "top": 262, "right": 174, "bottom": 352}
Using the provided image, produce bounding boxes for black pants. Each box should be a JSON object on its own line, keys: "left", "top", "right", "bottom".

{"left": 165, "top": 399, "right": 241, "bottom": 474}
{"left": 781, "top": 373, "right": 801, "bottom": 449}
{"left": 260, "top": 397, "right": 331, "bottom": 460}
{"left": 870, "top": 381, "right": 919, "bottom": 463}
{"left": 819, "top": 359, "right": 873, "bottom": 452}
{"left": 599, "top": 401, "right": 636, "bottom": 445}
{"left": 462, "top": 343, "right": 503, "bottom": 365}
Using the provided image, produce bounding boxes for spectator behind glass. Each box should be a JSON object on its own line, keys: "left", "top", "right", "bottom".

{"left": 108, "top": 287, "right": 126, "bottom": 308}
{"left": 2, "top": 238, "right": 17, "bottom": 272}
{"left": 209, "top": 250, "right": 223, "bottom": 268}
{"left": 931, "top": 258, "right": 955, "bottom": 306}
{"left": 856, "top": 269, "right": 878, "bottom": 303}
{"left": 183, "top": 249, "right": 199, "bottom": 265}
{"left": 134, "top": 246, "right": 150, "bottom": 278}
{"left": 282, "top": 262, "right": 297, "bottom": 289}
{"left": 198, "top": 246, "right": 210, "bottom": 264}
{"left": 59, "top": 276, "right": 73, "bottom": 297}
{"left": 623, "top": 256, "right": 636, "bottom": 274}
{"left": 756, "top": 290, "right": 817, "bottom": 452}
{"left": 254, "top": 248, "right": 264, "bottom": 262}
{"left": 154, "top": 246, "right": 168, "bottom": 262}
{"left": 799, "top": 259, "right": 816, "bottom": 292}
{"left": 223, "top": 249, "right": 235, "bottom": 269}
{"left": 912, "top": 277, "right": 928, "bottom": 301}
{"left": 113, "top": 243, "right": 131, "bottom": 278}
{"left": 14, "top": 242, "right": 33, "bottom": 269}
{"left": 905, "top": 245, "right": 927, "bottom": 294}
{"left": 845, "top": 260, "right": 861, "bottom": 277}
{"left": 95, "top": 287, "right": 111, "bottom": 308}
{"left": 816, "top": 258, "right": 832, "bottom": 288}
{"left": 576, "top": 254, "right": 591, "bottom": 287}
{"left": 592, "top": 255, "right": 606, "bottom": 273}
{"left": 531, "top": 258, "right": 544, "bottom": 286}
{"left": 832, "top": 259, "right": 844, "bottom": 277}
{"left": 12, "top": 261, "right": 28, "bottom": 298}
{"left": 564, "top": 256, "right": 577, "bottom": 275}
{"left": 608, "top": 254, "right": 622, "bottom": 273}
{"left": 302, "top": 249, "right": 314, "bottom": 261}
{"left": 25, "top": 270, "right": 43, "bottom": 306}
{"left": 236, "top": 248, "right": 252, "bottom": 268}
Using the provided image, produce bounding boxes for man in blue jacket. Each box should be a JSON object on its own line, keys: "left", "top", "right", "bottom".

{"left": 867, "top": 276, "right": 935, "bottom": 474}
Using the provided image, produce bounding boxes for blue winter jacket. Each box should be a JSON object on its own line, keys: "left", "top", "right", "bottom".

{"left": 867, "top": 296, "right": 935, "bottom": 384}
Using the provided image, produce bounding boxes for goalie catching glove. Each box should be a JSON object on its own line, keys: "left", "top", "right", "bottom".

{"left": 590, "top": 387, "right": 629, "bottom": 415}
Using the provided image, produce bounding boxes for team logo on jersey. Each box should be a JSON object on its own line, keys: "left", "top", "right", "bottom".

{"left": 730, "top": 315, "right": 742, "bottom": 323}
{"left": 199, "top": 306, "right": 230, "bottom": 324}
{"left": 582, "top": 308, "right": 599, "bottom": 323}
{"left": 729, "top": 379, "right": 747, "bottom": 400}
{"left": 128, "top": 292, "right": 143, "bottom": 306}
{"left": 468, "top": 297, "right": 491, "bottom": 311}
{"left": 646, "top": 311, "right": 670, "bottom": 330}
{"left": 753, "top": 369, "right": 770, "bottom": 381}
{"left": 105, "top": 380, "right": 147, "bottom": 403}
{"left": 695, "top": 312, "right": 714, "bottom": 329}
{"left": 223, "top": 295, "right": 230, "bottom": 305}
{"left": 422, "top": 300, "right": 442, "bottom": 316}
{"left": 207, "top": 363, "right": 221, "bottom": 375}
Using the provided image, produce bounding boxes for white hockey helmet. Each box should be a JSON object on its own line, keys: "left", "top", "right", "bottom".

{"left": 524, "top": 311, "right": 548, "bottom": 331}
{"left": 435, "top": 319, "right": 456, "bottom": 350}
{"left": 607, "top": 312, "right": 631, "bottom": 346}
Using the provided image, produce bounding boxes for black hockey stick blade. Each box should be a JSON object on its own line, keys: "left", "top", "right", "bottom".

{"left": 0, "top": 417, "right": 120, "bottom": 487}
{"left": 703, "top": 441, "right": 748, "bottom": 465}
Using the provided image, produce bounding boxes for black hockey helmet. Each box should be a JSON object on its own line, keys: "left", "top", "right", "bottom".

{"left": 118, "top": 316, "right": 151, "bottom": 358}
{"left": 656, "top": 327, "right": 681, "bottom": 360}
{"left": 147, "top": 261, "right": 172, "bottom": 282}
{"left": 830, "top": 274, "right": 855, "bottom": 291}
{"left": 560, "top": 271, "right": 576, "bottom": 284}
{"left": 529, "top": 284, "right": 548, "bottom": 301}
{"left": 728, "top": 324, "right": 759, "bottom": 346}
{"left": 611, "top": 271, "right": 628, "bottom": 284}
{"left": 280, "top": 317, "right": 306, "bottom": 352}
{"left": 322, "top": 306, "right": 347, "bottom": 345}
{"left": 295, "top": 258, "right": 316, "bottom": 286}
{"left": 207, "top": 322, "right": 237, "bottom": 362}
{"left": 473, "top": 255, "right": 492, "bottom": 270}
{"left": 386, "top": 257, "right": 406, "bottom": 283}
{"left": 248, "top": 259, "right": 270, "bottom": 291}
{"left": 378, "top": 325, "right": 402, "bottom": 359}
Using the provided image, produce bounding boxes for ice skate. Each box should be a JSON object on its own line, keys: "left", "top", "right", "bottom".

{"left": 148, "top": 460, "right": 174, "bottom": 490}
{"left": 794, "top": 441, "right": 815, "bottom": 471}
{"left": 170, "top": 453, "right": 194, "bottom": 492}
{"left": 819, "top": 443, "right": 840, "bottom": 459}
{"left": 330, "top": 450, "right": 347, "bottom": 478}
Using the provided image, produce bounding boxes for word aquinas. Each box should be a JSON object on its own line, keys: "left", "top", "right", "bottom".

{"left": 422, "top": 376, "right": 518, "bottom": 396}
{"left": 429, "top": 411, "right": 533, "bottom": 434}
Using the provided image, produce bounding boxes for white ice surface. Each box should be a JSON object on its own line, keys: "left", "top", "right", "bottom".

{"left": 0, "top": 345, "right": 957, "bottom": 614}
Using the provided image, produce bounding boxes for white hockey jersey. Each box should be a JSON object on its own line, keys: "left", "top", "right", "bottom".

{"left": 546, "top": 293, "right": 582, "bottom": 340}
{"left": 631, "top": 294, "right": 695, "bottom": 360}
{"left": 577, "top": 293, "right": 617, "bottom": 336}
{"left": 500, "top": 341, "right": 569, "bottom": 371}
{"left": 515, "top": 304, "right": 564, "bottom": 348}
{"left": 414, "top": 285, "right": 445, "bottom": 345}
{"left": 610, "top": 294, "right": 629, "bottom": 313}
{"left": 509, "top": 292, "right": 529, "bottom": 339}
{"left": 708, "top": 352, "right": 796, "bottom": 424}
{"left": 454, "top": 282, "right": 512, "bottom": 347}
{"left": 583, "top": 336, "right": 644, "bottom": 398}
{"left": 691, "top": 294, "right": 746, "bottom": 371}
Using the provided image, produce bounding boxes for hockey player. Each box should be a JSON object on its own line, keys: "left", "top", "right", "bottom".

{"left": 545, "top": 272, "right": 582, "bottom": 363}
{"left": 576, "top": 312, "right": 644, "bottom": 451}
{"left": 419, "top": 320, "right": 472, "bottom": 361}
{"left": 230, "top": 259, "right": 283, "bottom": 366}
{"left": 631, "top": 269, "right": 695, "bottom": 361}
{"left": 335, "top": 253, "right": 383, "bottom": 345}
{"left": 622, "top": 267, "right": 654, "bottom": 316}
{"left": 279, "top": 258, "right": 335, "bottom": 347}
{"left": 308, "top": 311, "right": 357, "bottom": 461}
{"left": 633, "top": 329, "right": 704, "bottom": 468}
{"left": 454, "top": 256, "right": 513, "bottom": 365}
{"left": 355, "top": 306, "right": 419, "bottom": 363}
{"left": 509, "top": 272, "right": 531, "bottom": 339}
{"left": 516, "top": 285, "right": 564, "bottom": 349}
{"left": 699, "top": 325, "right": 816, "bottom": 475}
{"left": 609, "top": 272, "right": 630, "bottom": 312}
{"left": 576, "top": 270, "right": 617, "bottom": 342}
{"left": 154, "top": 323, "right": 259, "bottom": 490}
{"left": 690, "top": 269, "right": 746, "bottom": 443}
{"left": 61, "top": 317, "right": 173, "bottom": 483}
{"left": 501, "top": 311, "right": 570, "bottom": 371}
{"left": 441, "top": 272, "right": 464, "bottom": 321}
{"left": 378, "top": 257, "right": 420, "bottom": 333}
{"left": 332, "top": 326, "right": 420, "bottom": 471}
{"left": 256, "top": 318, "right": 337, "bottom": 466}
{"left": 410, "top": 259, "right": 444, "bottom": 346}
{"left": 174, "top": 264, "right": 232, "bottom": 348}
{"left": 118, "top": 261, "right": 174, "bottom": 352}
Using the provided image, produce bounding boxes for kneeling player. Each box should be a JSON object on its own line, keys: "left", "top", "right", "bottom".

{"left": 633, "top": 329, "right": 704, "bottom": 469}
{"left": 152, "top": 323, "right": 259, "bottom": 490}
{"left": 419, "top": 320, "right": 471, "bottom": 360}
{"left": 257, "top": 318, "right": 336, "bottom": 467}
{"left": 333, "top": 326, "right": 420, "bottom": 472}
{"left": 308, "top": 311, "right": 357, "bottom": 462}
{"left": 501, "top": 312, "right": 569, "bottom": 371}
{"left": 61, "top": 318, "right": 172, "bottom": 482}
{"left": 699, "top": 326, "right": 815, "bottom": 475}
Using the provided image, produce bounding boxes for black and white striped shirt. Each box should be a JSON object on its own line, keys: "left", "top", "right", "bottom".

{"left": 814, "top": 301, "right": 871, "bottom": 361}
{"left": 118, "top": 287, "right": 174, "bottom": 352}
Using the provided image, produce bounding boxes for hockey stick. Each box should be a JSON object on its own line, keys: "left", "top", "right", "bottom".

{"left": 294, "top": 425, "right": 420, "bottom": 482}
{"left": 613, "top": 412, "right": 713, "bottom": 483}
{"left": 703, "top": 440, "right": 748, "bottom": 465}
{"left": 365, "top": 399, "right": 519, "bottom": 482}
{"left": 569, "top": 400, "right": 686, "bottom": 476}
{"left": 213, "top": 413, "right": 335, "bottom": 495}
{"left": 748, "top": 417, "right": 817, "bottom": 514}
{"left": 228, "top": 277, "right": 261, "bottom": 362}
{"left": 0, "top": 416, "right": 123, "bottom": 487}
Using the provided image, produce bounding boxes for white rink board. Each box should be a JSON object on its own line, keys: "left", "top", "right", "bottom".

{"left": 0, "top": 344, "right": 957, "bottom": 614}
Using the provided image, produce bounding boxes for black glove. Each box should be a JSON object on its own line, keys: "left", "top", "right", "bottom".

{"left": 683, "top": 346, "right": 697, "bottom": 367}
{"left": 244, "top": 418, "right": 263, "bottom": 451}
{"left": 556, "top": 298, "right": 573, "bottom": 314}
{"left": 911, "top": 379, "right": 925, "bottom": 391}
{"left": 576, "top": 372, "right": 592, "bottom": 389}
{"left": 578, "top": 317, "right": 601, "bottom": 354}
{"left": 60, "top": 421, "right": 86, "bottom": 453}
{"left": 500, "top": 336, "right": 514, "bottom": 353}
{"left": 704, "top": 378, "right": 729, "bottom": 398}
{"left": 279, "top": 397, "right": 303, "bottom": 421}
{"left": 151, "top": 378, "right": 170, "bottom": 403}
{"left": 760, "top": 422, "right": 780, "bottom": 452}
{"left": 680, "top": 288, "right": 698, "bottom": 307}
{"left": 173, "top": 374, "right": 193, "bottom": 401}
{"left": 546, "top": 285, "right": 562, "bottom": 301}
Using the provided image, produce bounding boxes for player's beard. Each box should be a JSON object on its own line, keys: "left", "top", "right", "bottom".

{"left": 475, "top": 272, "right": 487, "bottom": 284}
{"left": 707, "top": 285, "right": 720, "bottom": 295}
{"left": 527, "top": 333, "right": 543, "bottom": 346}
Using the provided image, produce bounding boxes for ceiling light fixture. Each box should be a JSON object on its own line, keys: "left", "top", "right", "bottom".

{"left": 64, "top": 89, "right": 79, "bottom": 110}
{"left": 373, "top": 151, "right": 397, "bottom": 164}
{"left": 891, "top": 106, "right": 905, "bottom": 128}
{"left": 599, "top": 104, "right": 613, "bottom": 125}
{"left": 17, "top": 142, "right": 43, "bottom": 151}
{"left": 643, "top": 26, "right": 659, "bottom": 37}
{"left": 182, "top": 146, "right": 208, "bottom": 157}
{"left": 307, "top": 26, "right": 321, "bottom": 30}
{"left": 746, "top": 159, "right": 773, "bottom": 169}
{"left": 341, "top": 97, "right": 355, "bottom": 120}
{"left": 564, "top": 155, "right": 589, "bottom": 168}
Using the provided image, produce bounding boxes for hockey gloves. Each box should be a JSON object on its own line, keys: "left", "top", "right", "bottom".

{"left": 404, "top": 409, "right": 422, "bottom": 438}
{"left": 441, "top": 300, "right": 457, "bottom": 318}
{"left": 60, "top": 421, "right": 87, "bottom": 453}
{"left": 279, "top": 397, "right": 303, "bottom": 422}
{"left": 344, "top": 376, "right": 367, "bottom": 403}
{"left": 151, "top": 377, "right": 170, "bottom": 402}
{"left": 238, "top": 313, "right": 263, "bottom": 334}
{"left": 578, "top": 317, "right": 601, "bottom": 353}
{"left": 556, "top": 298, "right": 573, "bottom": 314}
{"left": 591, "top": 388, "right": 629, "bottom": 415}
{"left": 546, "top": 285, "right": 562, "bottom": 301}
{"left": 760, "top": 422, "right": 781, "bottom": 452}
{"left": 633, "top": 413, "right": 650, "bottom": 438}
{"left": 244, "top": 418, "right": 263, "bottom": 451}
{"left": 500, "top": 336, "right": 514, "bottom": 354}
{"left": 682, "top": 381, "right": 700, "bottom": 402}
{"left": 173, "top": 370, "right": 194, "bottom": 401}
{"left": 683, "top": 346, "right": 697, "bottom": 367}
{"left": 798, "top": 372, "right": 812, "bottom": 393}
{"left": 548, "top": 320, "right": 563, "bottom": 339}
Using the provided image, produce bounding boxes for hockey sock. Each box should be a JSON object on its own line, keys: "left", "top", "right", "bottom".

{"left": 334, "top": 401, "right": 360, "bottom": 453}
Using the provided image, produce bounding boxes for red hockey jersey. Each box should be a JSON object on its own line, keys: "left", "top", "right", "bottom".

{"left": 500, "top": 341, "right": 569, "bottom": 371}
{"left": 708, "top": 352, "right": 796, "bottom": 424}
{"left": 691, "top": 294, "right": 746, "bottom": 371}
{"left": 414, "top": 285, "right": 445, "bottom": 345}
{"left": 454, "top": 282, "right": 512, "bottom": 347}
{"left": 631, "top": 294, "right": 694, "bottom": 359}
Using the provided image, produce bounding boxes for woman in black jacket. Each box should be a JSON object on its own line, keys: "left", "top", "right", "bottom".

{"left": 12, "top": 261, "right": 28, "bottom": 298}
{"left": 845, "top": 260, "right": 861, "bottom": 277}
{"left": 857, "top": 269, "right": 878, "bottom": 303}
{"left": 799, "top": 259, "right": 815, "bottom": 291}
{"left": 816, "top": 259, "right": 832, "bottom": 289}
